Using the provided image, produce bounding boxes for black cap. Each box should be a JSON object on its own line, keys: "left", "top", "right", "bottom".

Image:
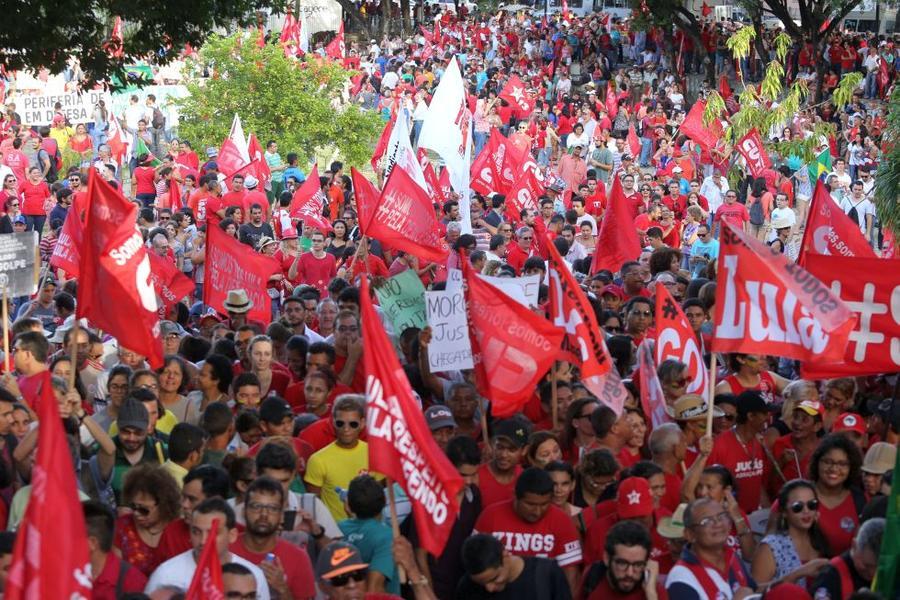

{"left": 259, "top": 396, "right": 293, "bottom": 424}
{"left": 736, "top": 391, "right": 768, "bottom": 418}
{"left": 491, "top": 417, "right": 530, "bottom": 448}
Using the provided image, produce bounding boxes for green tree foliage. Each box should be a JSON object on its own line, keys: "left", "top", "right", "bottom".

{"left": 176, "top": 33, "right": 382, "bottom": 168}
{"left": 874, "top": 86, "right": 900, "bottom": 238}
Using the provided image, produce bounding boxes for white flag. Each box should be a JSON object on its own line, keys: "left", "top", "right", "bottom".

{"left": 384, "top": 108, "right": 428, "bottom": 192}
{"left": 228, "top": 114, "right": 251, "bottom": 165}
{"left": 299, "top": 18, "right": 310, "bottom": 55}
{"left": 418, "top": 57, "right": 473, "bottom": 234}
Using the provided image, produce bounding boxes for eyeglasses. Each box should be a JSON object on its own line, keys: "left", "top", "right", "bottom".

{"left": 611, "top": 558, "right": 648, "bottom": 572}
{"left": 159, "top": 216, "right": 170, "bottom": 221}
{"left": 604, "top": 325, "right": 622, "bottom": 333}
{"left": 129, "top": 502, "right": 157, "bottom": 517}
{"left": 326, "top": 569, "right": 367, "bottom": 587}
{"left": 335, "top": 420, "right": 361, "bottom": 430}
{"left": 693, "top": 511, "right": 731, "bottom": 529}
{"left": 630, "top": 310, "right": 652, "bottom": 317}
{"left": 717, "top": 413, "right": 736, "bottom": 422}
{"left": 821, "top": 458, "right": 850, "bottom": 470}
{"left": 520, "top": 236, "right": 533, "bottom": 241}
{"left": 247, "top": 502, "right": 282, "bottom": 514}
{"left": 698, "top": 231, "right": 710, "bottom": 237}
{"left": 337, "top": 325, "right": 359, "bottom": 333}
{"left": 225, "top": 592, "right": 258, "bottom": 600}
{"left": 790, "top": 499, "right": 819, "bottom": 514}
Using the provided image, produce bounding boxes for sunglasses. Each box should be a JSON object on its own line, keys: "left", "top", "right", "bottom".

{"left": 335, "top": 420, "right": 361, "bottom": 430}
{"left": 130, "top": 502, "right": 156, "bottom": 517}
{"left": 789, "top": 499, "right": 818, "bottom": 514}
{"left": 326, "top": 569, "right": 367, "bottom": 587}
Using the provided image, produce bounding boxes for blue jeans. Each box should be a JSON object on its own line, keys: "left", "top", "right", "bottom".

{"left": 474, "top": 131, "right": 488, "bottom": 158}
{"left": 25, "top": 215, "right": 46, "bottom": 239}
{"left": 864, "top": 71, "right": 878, "bottom": 98}
{"left": 640, "top": 138, "right": 653, "bottom": 167}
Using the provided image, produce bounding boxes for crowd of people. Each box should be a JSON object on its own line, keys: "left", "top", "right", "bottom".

{"left": 0, "top": 4, "right": 896, "bottom": 600}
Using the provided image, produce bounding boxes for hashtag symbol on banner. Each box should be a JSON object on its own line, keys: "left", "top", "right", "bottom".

{"left": 830, "top": 281, "right": 887, "bottom": 362}
{"left": 662, "top": 299, "right": 678, "bottom": 320}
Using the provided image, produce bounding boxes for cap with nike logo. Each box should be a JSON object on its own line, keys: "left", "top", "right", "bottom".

{"left": 315, "top": 541, "right": 369, "bottom": 581}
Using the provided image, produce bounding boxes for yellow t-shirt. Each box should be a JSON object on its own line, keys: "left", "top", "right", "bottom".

{"left": 304, "top": 440, "right": 370, "bottom": 521}
{"left": 109, "top": 408, "right": 178, "bottom": 437}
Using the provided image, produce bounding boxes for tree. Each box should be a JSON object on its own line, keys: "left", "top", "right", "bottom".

{"left": 874, "top": 86, "right": 900, "bottom": 240}
{"left": 0, "top": 0, "right": 285, "bottom": 88}
{"left": 176, "top": 33, "right": 382, "bottom": 167}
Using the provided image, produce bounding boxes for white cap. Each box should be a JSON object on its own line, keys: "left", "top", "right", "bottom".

{"left": 244, "top": 174, "right": 259, "bottom": 189}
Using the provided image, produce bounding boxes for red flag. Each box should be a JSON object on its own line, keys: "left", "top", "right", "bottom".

{"left": 106, "top": 16, "right": 125, "bottom": 58}
{"left": 360, "top": 278, "right": 464, "bottom": 555}
{"left": 365, "top": 166, "right": 449, "bottom": 263}
{"left": 437, "top": 167, "right": 452, "bottom": 201}
{"left": 49, "top": 195, "right": 86, "bottom": 277}
{"left": 797, "top": 181, "right": 878, "bottom": 267}
{"left": 505, "top": 167, "right": 543, "bottom": 222}
{"left": 591, "top": 175, "right": 642, "bottom": 274}
{"left": 678, "top": 100, "right": 722, "bottom": 152}
{"left": 883, "top": 228, "right": 897, "bottom": 259}
{"left": 462, "top": 256, "right": 565, "bottom": 417}
{"left": 711, "top": 221, "right": 858, "bottom": 362}
{"left": 417, "top": 149, "right": 445, "bottom": 203}
{"left": 280, "top": 13, "right": 300, "bottom": 57}
{"left": 167, "top": 180, "right": 183, "bottom": 211}
{"left": 718, "top": 74, "right": 733, "bottom": 100}
{"left": 800, "top": 256, "right": 900, "bottom": 378}
{"left": 561, "top": 0, "right": 570, "bottom": 20}
{"left": 878, "top": 57, "right": 890, "bottom": 96}
{"left": 655, "top": 286, "right": 708, "bottom": 397}
{"left": 76, "top": 174, "right": 163, "bottom": 368}
{"left": 290, "top": 164, "right": 333, "bottom": 234}
{"left": 217, "top": 137, "right": 250, "bottom": 179}
{"left": 371, "top": 118, "right": 395, "bottom": 171}
{"left": 498, "top": 75, "right": 535, "bottom": 115}
{"left": 638, "top": 341, "right": 672, "bottom": 428}
{"left": 6, "top": 374, "right": 92, "bottom": 599}
{"left": 148, "top": 251, "right": 195, "bottom": 310}
{"left": 735, "top": 129, "right": 772, "bottom": 177}
{"left": 626, "top": 124, "right": 641, "bottom": 159}
{"left": 351, "top": 167, "right": 380, "bottom": 231}
{"left": 605, "top": 84, "right": 618, "bottom": 119}
{"left": 420, "top": 25, "right": 434, "bottom": 42}
{"left": 702, "top": 2, "right": 712, "bottom": 16}
{"left": 325, "top": 22, "right": 345, "bottom": 59}
{"left": 185, "top": 518, "right": 224, "bottom": 600}
{"left": 546, "top": 237, "right": 626, "bottom": 414}
{"left": 238, "top": 133, "right": 271, "bottom": 188}
{"left": 256, "top": 23, "right": 265, "bottom": 48}
{"left": 470, "top": 132, "right": 520, "bottom": 196}
{"left": 204, "top": 221, "right": 280, "bottom": 325}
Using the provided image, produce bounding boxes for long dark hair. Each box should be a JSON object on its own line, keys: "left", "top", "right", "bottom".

{"left": 775, "top": 479, "right": 831, "bottom": 556}
{"left": 560, "top": 397, "right": 597, "bottom": 451}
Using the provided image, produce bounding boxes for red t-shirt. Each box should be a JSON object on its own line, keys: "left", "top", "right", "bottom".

{"left": 248, "top": 436, "right": 314, "bottom": 475}
{"left": 475, "top": 500, "right": 582, "bottom": 567}
{"left": 295, "top": 252, "right": 337, "bottom": 295}
{"left": 19, "top": 180, "right": 50, "bottom": 216}
{"left": 714, "top": 203, "right": 749, "bottom": 228}
{"left": 156, "top": 518, "right": 191, "bottom": 562}
{"left": 661, "top": 471, "right": 683, "bottom": 513}
{"left": 817, "top": 493, "right": 859, "bottom": 555}
{"left": 284, "top": 380, "right": 353, "bottom": 414}
{"left": 189, "top": 190, "right": 212, "bottom": 226}
{"left": 92, "top": 554, "right": 148, "bottom": 600}
{"left": 133, "top": 166, "right": 157, "bottom": 195}
{"left": 230, "top": 536, "right": 317, "bottom": 600}
{"left": 707, "top": 429, "right": 768, "bottom": 514}
{"left": 220, "top": 190, "right": 248, "bottom": 221}
{"left": 477, "top": 463, "right": 522, "bottom": 509}
{"left": 587, "top": 575, "right": 668, "bottom": 600}
{"left": 333, "top": 353, "right": 365, "bottom": 393}
{"left": 243, "top": 190, "right": 271, "bottom": 221}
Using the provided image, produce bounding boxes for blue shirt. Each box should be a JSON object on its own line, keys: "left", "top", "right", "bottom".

{"left": 283, "top": 166, "right": 306, "bottom": 184}
{"left": 690, "top": 237, "right": 720, "bottom": 260}
{"left": 339, "top": 518, "right": 399, "bottom": 594}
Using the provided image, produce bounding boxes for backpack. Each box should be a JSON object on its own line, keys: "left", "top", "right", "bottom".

{"left": 847, "top": 200, "right": 863, "bottom": 226}
{"left": 151, "top": 106, "right": 166, "bottom": 130}
{"left": 749, "top": 198, "right": 765, "bottom": 226}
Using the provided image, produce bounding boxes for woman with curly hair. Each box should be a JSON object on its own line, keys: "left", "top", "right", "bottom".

{"left": 114, "top": 464, "right": 182, "bottom": 576}
{"left": 808, "top": 433, "right": 865, "bottom": 554}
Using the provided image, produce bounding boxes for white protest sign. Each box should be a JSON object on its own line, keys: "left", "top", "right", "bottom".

{"left": 297, "top": 0, "right": 342, "bottom": 34}
{"left": 20, "top": 90, "right": 113, "bottom": 126}
{"left": 445, "top": 268, "right": 462, "bottom": 291}
{"left": 0, "top": 232, "right": 39, "bottom": 297}
{"left": 479, "top": 273, "right": 540, "bottom": 307}
{"left": 425, "top": 290, "right": 473, "bottom": 371}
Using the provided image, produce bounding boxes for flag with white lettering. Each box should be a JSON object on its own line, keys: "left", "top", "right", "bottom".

{"left": 148, "top": 251, "right": 195, "bottom": 310}
{"left": 638, "top": 340, "right": 672, "bottom": 428}
{"left": 290, "top": 164, "right": 333, "bottom": 233}
{"left": 49, "top": 193, "right": 86, "bottom": 277}
{"left": 711, "top": 221, "right": 857, "bottom": 362}
{"left": 498, "top": 75, "right": 535, "bottom": 115}
{"left": 361, "top": 278, "right": 464, "bottom": 556}
{"left": 735, "top": 129, "right": 772, "bottom": 177}
{"left": 505, "top": 167, "right": 543, "bottom": 222}
{"left": 797, "top": 181, "right": 878, "bottom": 267}
{"left": 655, "top": 286, "right": 708, "bottom": 397}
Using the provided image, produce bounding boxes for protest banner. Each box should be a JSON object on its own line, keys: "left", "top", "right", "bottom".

{"left": 20, "top": 90, "right": 112, "bottom": 126}
{"left": 425, "top": 290, "right": 473, "bottom": 371}
{"left": 478, "top": 273, "right": 540, "bottom": 308}
{"left": 296, "top": 0, "right": 342, "bottom": 34}
{"left": 0, "top": 232, "right": 39, "bottom": 297}
{"left": 374, "top": 270, "right": 427, "bottom": 334}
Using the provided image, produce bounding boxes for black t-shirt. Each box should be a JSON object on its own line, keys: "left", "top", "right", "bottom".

{"left": 455, "top": 557, "right": 572, "bottom": 600}
{"left": 238, "top": 222, "right": 273, "bottom": 249}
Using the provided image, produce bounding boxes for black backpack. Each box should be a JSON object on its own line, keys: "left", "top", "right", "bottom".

{"left": 749, "top": 198, "right": 765, "bottom": 226}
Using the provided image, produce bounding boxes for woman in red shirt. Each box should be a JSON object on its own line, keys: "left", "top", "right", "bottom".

{"left": 18, "top": 166, "right": 50, "bottom": 237}
{"left": 716, "top": 353, "right": 789, "bottom": 405}
{"left": 132, "top": 157, "right": 158, "bottom": 207}
{"left": 808, "top": 434, "right": 865, "bottom": 555}
{"left": 68, "top": 123, "right": 93, "bottom": 168}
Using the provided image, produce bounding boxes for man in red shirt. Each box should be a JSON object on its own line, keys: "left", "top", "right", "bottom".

{"left": 771, "top": 399, "right": 823, "bottom": 493}
{"left": 189, "top": 173, "right": 220, "bottom": 227}
{"left": 218, "top": 173, "right": 248, "bottom": 222}
{"left": 287, "top": 231, "right": 336, "bottom": 297}
{"left": 478, "top": 417, "right": 527, "bottom": 509}
{"left": 475, "top": 467, "right": 582, "bottom": 594}
{"left": 242, "top": 175, "right": 270, "bottom": 222}
{"left": 506, "top": 225, "right": 534, "bottom": 275}
{"left": 619, "top": 262, "right": 651, "bottom": 300}
{"left": 2, "top": 137, "right": 28, "bottom": 187}
{"left": 84, "top": 501, "right": 148, "bottom": 597}
{"left": 580, "top": 520, "right": 667, "bottom": 600}
{"left": 622, "top": 174, "right": 643, "bottom": 217}
{"left": 713, "top": 189, "right": 749, "bottom": 237}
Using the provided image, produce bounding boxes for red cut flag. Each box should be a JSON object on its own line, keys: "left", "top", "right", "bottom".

{"left": 702, "top": 2, "right": 712, "bottom": 16}
{"left": 105, "top": 16, "right": 125, "bottom": 58}
{"left": 878, "top": 57, "right": 890, "bottom": 96}
{"left": 204, "top": 221, "right": 280, "bottom": 325}
{"left": 462, "top": 256, "right": 565, "bottom": 417}
{"left": 240, "top": 133, "right": 271, "bottom": 188}
{"left": 679, "top": 100, "right": 722, "bottom": 152}
{"left": 420, "top": 25, "right": 434, "bottom": 42}
{"left": 505, "top": 167, "right": 543, "bottom": 222}
{"left": 371, "top": 118, "right": 395, "bottom": 171}
{"left": 325, "top": 22, "right": 345, "bottom": 59}
{"left": 546, "top": 236, "right": 627, "bottom": 414}
{"left": 591, "top": 175, "right": 642, "bottom": 274}
{"left": 365, "top": 166, "right": 449, "bottom": 263}
{"left": 351, "top": 167, "right": 380, "bottom": 231}
{"left": 148, "top": 251, "right": 195, "bottom": 310}
{"left": 290, "top": 164, "right": 333, "bottom": 234}
{"left": 797, "top": 181, "right": 878, "bottom": 267}
{"left": 626, "top": 124, "right": 641, "bottom": 159}
{"left": 76, "top": 174, "right": 163, "bottom": 368}
{"left": 638, "top": 340, "right": 672, "bottom": 428}
{"left": 735, "top": 128, "right": 772, "bottom": 177}
{"left": 655, "top": 285, "right": 708, "bottom": 397}
{"left": 217, "top": 137, "right": 250, "bottom": 179}
{"left": 280, "top": 13, "right": 300, "bottom": 57}
{"left": 7, "top": 374, "right": 92, "bottom": 599}
{"left": 801, "top": 255, "right": 900, "bottom": 377}
{"left": 498, "top": 75, "right": 535, "bottom": 115}
{"left": 360, "top": 278, "right": 464, "bottom": 556}
{"left": 49, "top": 195, "right": 86, "bottom": 277}
{"left": 469, "top": 137, "right": 498, "bottom": 196}
{"left": 185, "top": 519, "right": 224, "bottom": 600}
{"left": 711, "top": 221, "right": 858, "bottom": 362}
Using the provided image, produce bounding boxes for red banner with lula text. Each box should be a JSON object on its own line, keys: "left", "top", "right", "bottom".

{"left": 711, "top": 222, "right": 857, "bottom": 362}
{"left": 204, "top": 222, "right": 280, "bottom": 325}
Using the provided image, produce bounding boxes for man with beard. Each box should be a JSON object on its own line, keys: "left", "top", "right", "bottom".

{"left": 281, "top": 297, "right": 325, "bottom": 343}
{"left": 581, "top": 520, "right": 664, "bottom": 600}
{"left": 107, "top": 398, "right": 164, "bottom": 503}
{"left": 231, "top": 476, "right": 316, "bottom": 600}
{"left": 157, "top": 464, "right": 231, "bottom": 561}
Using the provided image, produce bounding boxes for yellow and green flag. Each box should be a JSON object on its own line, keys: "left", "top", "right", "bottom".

{"left": 808, "top": 148, "right": 832, "bottom": 183}
{"left": 872, "top": 444, "right": 900, "bottom": 597}
{"left": 134, "top": 137, "right": 160, "bottom": 166}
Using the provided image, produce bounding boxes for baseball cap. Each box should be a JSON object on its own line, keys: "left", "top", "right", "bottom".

{"left": 866, "top": 397, "right": 892, "bottom": 422}
{"left": 834, "top": 412, "right": 867, "bottom": 436}
{"left": 862, "top": 442, "right": 897, "bottom": 475}
{"left": 206, "top": 147, "right": 218, "bottom": 158}
{"left": 424, "top": 405, "right": 456, "bottom": 431}
{"left": 117, "top": 398, "right": 150, "bottom": 432}
{"left": 12, "top": 215, "right": 25, "bottom": 225}
{"left": 668, "top": 394, "right": 724, "bottom": 421}
{"left": 600, "top": 285, "right": 625, "bottom": 300}
{"left": 259, "top": 396, "right": 293, "bottom": 424}
{"left": 657, "top": 503, "right": 686, "bottom": 539}
{"left": 795, "top": 400, "right": 824, "bottom": 418}
{"left": 735, "top": 391, "right": 768, "bottom": 419}
{"left": 159, "top": 320, "right": 185, "bottom": 338}
{"left": 616, "top": 477, "right": 654, "bottom": 519}
{"left": 316, "top": 541, "right": 368, "bottom": 581}
{"left": 492, "top": 417, "right": 530, "bottom": 448}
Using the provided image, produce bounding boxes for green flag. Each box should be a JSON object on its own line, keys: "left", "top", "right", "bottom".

{"left": 134, "top": 137, "right": 160, "bottom": 166}
{"left": 872, "top": 443, "right": 900, "bottom": 596}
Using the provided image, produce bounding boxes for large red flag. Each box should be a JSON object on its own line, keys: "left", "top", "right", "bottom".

{"left": 606, "top": 84, "right": 618, "bottom": 119}
{"left": 801, "top": 255, "right": 900, "bottom": 378}
{"left": 280, "top": 13, "right": 300, "bottom": 57}
{"left": 76, "top": 174, "right": 163, "bottom": 368}
{"left": 364, "top": 165, "right": 449, "bottom": 263}
{"left": 351, "top": 167, "right": 380, "bottom": 231}
{"left": 655, "top": 286, "right": 708, "bottom": 397}
{"left": 238, "top": 133, "right": 271, "bottom": 189}
{"left": 462, "top": 256, "right": 565, "bottom": 417}
{"left": 371, "top": 118, "right": 395, "bottom": 171}
{"left": 878, "top": 57, "right": 890, "bottom": 96}
{"left": 718, "top": 74, "right": 733, "bottom": 100}
{"left": 437, "top": 167, "right": 452, "bottom": 201}
{"left": 148, "top": 251, "right": 195, "bottom": 310}
{"left": 638, "top": 340, "right": 672, "bottom": 428}
{"left": 217, "top": 138, "right": 250, "bottom": 179}
{"left": 185, "top": 519, "right": 224, "bottom": 600}
{"left": 49, "top": 195, "right": 86, "bottom": 277}
{"left": 711, "top": 221, "right": 857, "bottom": 362}
{"left": 678, "top": 100, "right": 722, "bottom": 152}
{"left": 204, "top": 222, "right": 280, "bottom": 325}
{"left": 360, "top": 278, "right": 464, "bottom": 555}
{"left": 505, "top": 167, "right": 543, "bottom": 222}
{"left": 797, "top": 181, "right": 878, "bottom": 267}
{"left": 702, "top": 2, "right": 712, "bottom": 16}
{"left": 546, "top": 236, "right": 626, "bottom": 414}
{"left": 6, "top": 374, "right": 92, "bottom": 599}
{"left": 591, "top": 175, "right": 642, "bottom": 274}
{"left": 290, "top": 164, "right": 333, "bottom": 233}
{"left": 325, "top": 22, "right": 345, "bottom": 59}
{"left": 498, "top": 75, "right": 535, "bottom": 115}
{"left": 735, "top": 129, "right": 772, "bottom": 177}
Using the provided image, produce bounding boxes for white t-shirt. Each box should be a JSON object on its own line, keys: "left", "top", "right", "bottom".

{"left": 576, "top": 213, "right": 598, "bottom": 235}
{"left": 228, "top": 492, "right": 342, "bottom": 538}
{"left": 146, "top": 550, "right": 270, "bottom": 599}
{"left": 839, "top": 196, "right": 875, "bottom": 234}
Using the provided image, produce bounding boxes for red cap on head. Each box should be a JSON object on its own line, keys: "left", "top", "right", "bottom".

{"left": 616, "top": 477, "right": 654, "bottom": 519}
{"left": 833, "top": 412, "right": 866, "bottom": 436}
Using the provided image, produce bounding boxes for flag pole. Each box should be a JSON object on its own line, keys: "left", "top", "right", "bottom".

{"left": 551, "top": 362, "right": 559, "bottom": 430}
{"left": 2, "top": 286, "right": 8, "bottom": 374}
{"left": 706, "top": 352, "right": 718, "bottom": 433}
{"left": 68, "top": 318, "right": 80, "bottom": 393}
{"left": 385, "top": 477, "right": 407, "bottom": 584}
